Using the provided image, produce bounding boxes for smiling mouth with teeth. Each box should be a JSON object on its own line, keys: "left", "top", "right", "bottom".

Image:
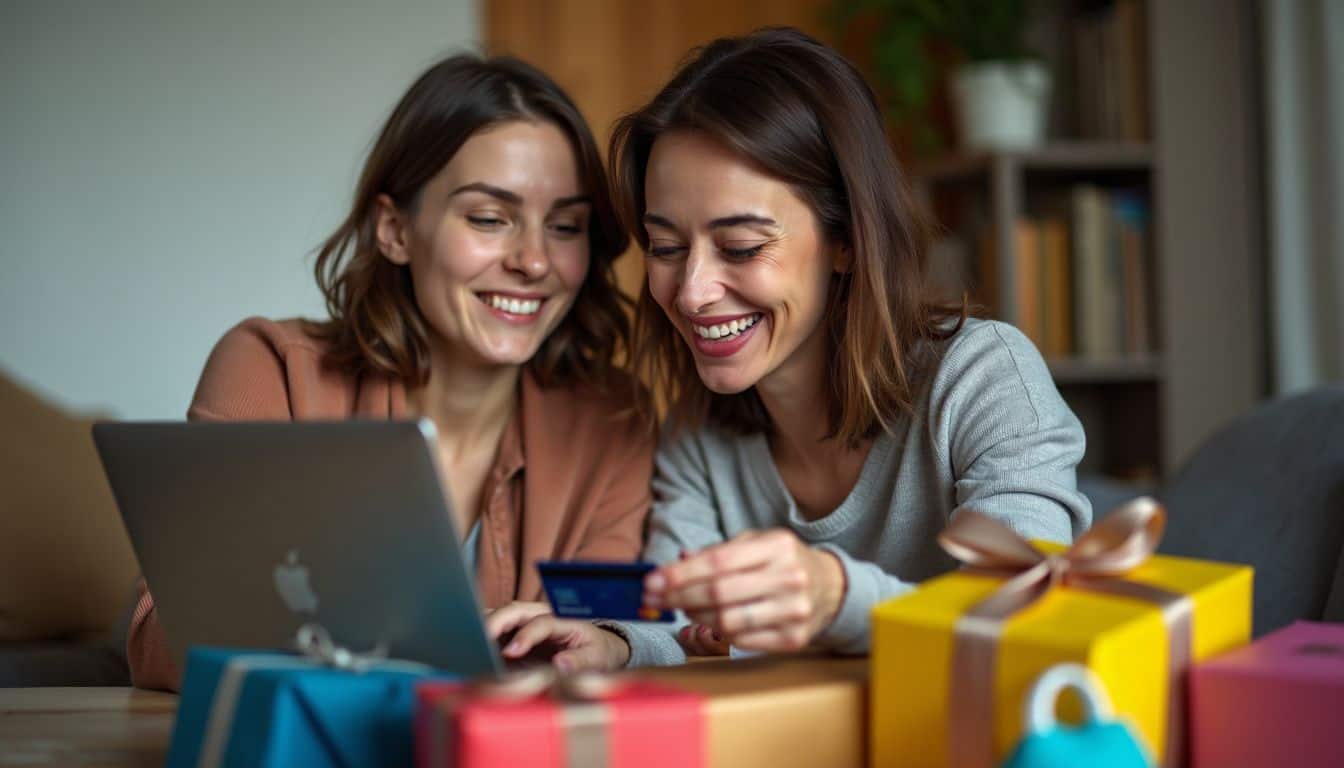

{"left": 692, "top": 313, "right": 762, "bottom": 340}
{"left": 479, "top": 293, "right": 543, "bottom": 316}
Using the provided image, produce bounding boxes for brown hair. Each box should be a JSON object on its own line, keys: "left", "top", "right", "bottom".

{"left": 611, "top": 27, "right": 965, "bottom": 446}
{"left": 309, "top": 54, "right": 631, "bottom": 390}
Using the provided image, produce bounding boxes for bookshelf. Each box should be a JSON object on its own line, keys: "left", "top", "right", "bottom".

{"left": 892, "top": 0, "right": 1264, "bottom": 483}
{"left": 1047, "top": 356, "right": 1162, "bottom": 385}
{"left": 914, "top": 0, "right": 1168, "bottom": 482}
{"left": 917, "top": 142, "right": 1164, "bottom": 481}
{"left": 918, "top": 142, "right": 1153, "bottom": 183}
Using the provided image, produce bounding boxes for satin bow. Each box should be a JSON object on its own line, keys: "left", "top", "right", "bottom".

{"left": 937, "top": 497, "right": 1190, "bottom": 768}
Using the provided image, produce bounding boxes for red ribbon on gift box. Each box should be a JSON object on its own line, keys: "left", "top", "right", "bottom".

{"left": 417, "top": 668, "right": 704, "bottom": 768}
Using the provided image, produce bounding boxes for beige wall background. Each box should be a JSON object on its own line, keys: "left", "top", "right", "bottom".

{"left": 0, "top": 0, "right": 480, "bottom": 419}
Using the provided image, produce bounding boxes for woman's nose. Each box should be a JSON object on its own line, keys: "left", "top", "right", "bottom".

{"left": 504, "top": 228, "right": 551, "bottom": 280}
{"left": 675, "top": 248, "right": 726, "bottom": 317}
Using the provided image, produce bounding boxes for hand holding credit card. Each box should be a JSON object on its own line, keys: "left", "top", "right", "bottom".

{"left": 536, "top": 560, "right": 675, "bottom": 622}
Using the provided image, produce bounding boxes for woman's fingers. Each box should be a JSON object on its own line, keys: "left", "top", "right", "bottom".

{"left": 670, "top": 538, "right": 846, "bottom": 655}
{"left": 726, "top": 623, "right": 815, "bottom": 653}
{"left": 686, "top": 591, "right": 813, "bottom": 636}
{"left": 484, "top": 601, "right": 552, "bottom": 640}
{"left": 663, "top": 561, "right": 805, "bottom": 612}
{"left": 646, "top": 530, "right": 797, "bottom": 605}
{"left": 551, "top": 644, "right": 611, "bottom": 673}
{"left": 551, "top": 628, "right": 629, "bottom": 672}
{"left": 499, "top": 619, "right": 630, "bottom": 672}
{"left": 499, "top": 615, "right": 577, "bottom": 659}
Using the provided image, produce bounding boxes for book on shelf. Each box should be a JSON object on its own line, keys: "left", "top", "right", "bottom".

{"left": 995, "top": 219, "right": 1073, "bottom": 360}
{"left": 1074, "top": 0, "right": 1149, "bottom": 142}
{"left": 1072, "top": 185, "right": 1117, "bottom": 359}
{"left": 1113, "top": 191, "right": 1152, "bottom": 357}
{"left": 1071, "top": 184, "right": 1153, "bottom": 360}
{"left": 971, "top": 184, "right": 1153, "bottom": 364}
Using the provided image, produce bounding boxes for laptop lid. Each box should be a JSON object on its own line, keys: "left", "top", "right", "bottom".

{"left": 93, "top": 419, "right": 503, "bottom": 679}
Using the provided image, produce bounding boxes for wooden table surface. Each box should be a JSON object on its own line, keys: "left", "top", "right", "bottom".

{"left": 0, "top": 656, "right": 869, "bottom": 766}
{"left": 0, "top": 688, "right": 178, "bottom": 767}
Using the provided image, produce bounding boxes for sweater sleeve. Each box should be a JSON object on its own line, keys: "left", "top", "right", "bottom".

{"left": 604, "top": 429, "right": 728, "bottom": 667}
{"left": 125, "top": 578, "right": 178, "bottom": 691}
{"left": 126, "top": 320, "right": 295, "bottom": 691}
{"left": 816, "top": 322, "right": 1091, "bottom": 655}
{"left": 812, "top": 547, "right": 916, "bottom": 654}
{"left": 940, "top": 322, "right": 1092, "bottom": 541}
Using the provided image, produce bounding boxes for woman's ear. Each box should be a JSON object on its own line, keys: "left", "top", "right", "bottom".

{"left": 832, "top": 242, "right": 853, "bottom": 275}
{"left": 374, "top": 194, "right": 411, "bottom": 266}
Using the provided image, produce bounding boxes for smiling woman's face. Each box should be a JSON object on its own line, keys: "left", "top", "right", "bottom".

{"left": 379, "top": 119, "right": 591, "bottom": 369}
{"left": 643, "top": 130, "right": 842, "bottom": 395}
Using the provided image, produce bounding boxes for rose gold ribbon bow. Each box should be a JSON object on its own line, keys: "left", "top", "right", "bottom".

{"left": 937, "top": 497, "right": 1191, "bottom": 768}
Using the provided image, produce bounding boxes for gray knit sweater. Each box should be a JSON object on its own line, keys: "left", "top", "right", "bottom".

{"left": 612, "top": 319, "right": 1092, "bottom": 667}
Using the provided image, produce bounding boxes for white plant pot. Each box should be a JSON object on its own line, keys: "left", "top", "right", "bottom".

{"left": 951, "top": 60, "right": 1051, "bottom": 151}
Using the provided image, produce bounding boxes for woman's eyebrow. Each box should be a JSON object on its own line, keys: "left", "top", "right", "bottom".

{"left": 550, "top": 194, "right": 591, "bottom": 211}
{"left": 450, "top": 183, "right": 588, "bottom": 212}
{"left": 643, "top": 212, "right": 678, "bottom": 230}
{"left": 449, "top": 182, "right": 521, "bottom": 204}
{"left": 707, "top": 214, "right": 777, "bottom": 229}
{"left": 642, "top": 212, "right": 778, "bottom": 230}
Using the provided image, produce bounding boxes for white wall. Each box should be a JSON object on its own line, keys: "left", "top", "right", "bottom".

{"left": 1, "top": 0, "right": 480, "bottom": 419}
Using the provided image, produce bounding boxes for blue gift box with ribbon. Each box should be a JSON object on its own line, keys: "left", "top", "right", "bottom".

{"left": 168, "top": 633, "right": 447, "bottom": 768}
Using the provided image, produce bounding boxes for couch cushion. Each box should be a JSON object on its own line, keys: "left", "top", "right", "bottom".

{"left": 0, "top": 640, "right": 130, "bottom": 687}
{"left": 1158, "top": 386, "right": 1344, "bottom": 636}
{"left": 0, "top": 370, "right": 140, "bottom": 641}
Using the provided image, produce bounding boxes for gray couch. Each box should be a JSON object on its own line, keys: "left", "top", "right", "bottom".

{"left": 1083, "top": 385, "right": 1344, "bottom": 636}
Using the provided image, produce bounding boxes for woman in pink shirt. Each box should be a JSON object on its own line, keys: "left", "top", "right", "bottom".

{"left": 127, "top": 53, "right": 654, "bottom": 690}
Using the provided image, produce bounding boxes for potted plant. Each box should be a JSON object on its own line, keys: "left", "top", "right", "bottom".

{"left": 831, "top": 0, "right": 1051, "bottom": 153}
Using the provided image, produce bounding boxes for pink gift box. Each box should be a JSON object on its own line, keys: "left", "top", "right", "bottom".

{"left": 1191, "top": 620, "right": 1344, "bottom": 767}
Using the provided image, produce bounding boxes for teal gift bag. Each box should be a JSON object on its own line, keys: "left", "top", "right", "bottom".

{"left": 1001, "top": 664, "right": 1152, "bottom": 768}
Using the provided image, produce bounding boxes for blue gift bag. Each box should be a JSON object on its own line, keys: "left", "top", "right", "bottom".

{"left": 168, "top": 646, "right": 447, "bottom": 768}
{"left": 1001, "top": 664, "right": 1152, "bottom": 768}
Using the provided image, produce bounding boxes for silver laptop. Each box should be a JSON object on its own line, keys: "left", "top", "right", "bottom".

{"left": 93, "top": 419, "right": 503, "bottom": 679}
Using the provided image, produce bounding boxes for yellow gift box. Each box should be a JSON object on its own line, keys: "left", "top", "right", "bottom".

{"left": 870, "top": 499, "right": 1252, "bottom": 768}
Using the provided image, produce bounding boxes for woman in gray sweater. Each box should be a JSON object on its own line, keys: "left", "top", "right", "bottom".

{"left": 489, "top": 27, "right": 1091, "bottom": 671}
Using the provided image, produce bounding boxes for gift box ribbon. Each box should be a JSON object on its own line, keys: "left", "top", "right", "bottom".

{"left": 937, "top": 497, "right": 1192, "bottom": 768}
{"left": 427, "top": 668, "right": 629, "bottom": 768}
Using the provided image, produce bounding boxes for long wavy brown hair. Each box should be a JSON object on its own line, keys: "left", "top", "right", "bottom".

{"left": 611, "top": 28, "right": 965, "bottom": 447}
{"left": 308, "top": 54, "right": 631, "bottom": 391}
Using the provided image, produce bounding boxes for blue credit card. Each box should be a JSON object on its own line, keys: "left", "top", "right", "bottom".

{"left": 536, "top": 560, "right": 674, "bottom": 622}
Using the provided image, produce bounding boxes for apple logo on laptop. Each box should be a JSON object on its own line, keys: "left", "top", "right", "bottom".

{"left": 274, "top": 549, "right": 319, "bottom": 614}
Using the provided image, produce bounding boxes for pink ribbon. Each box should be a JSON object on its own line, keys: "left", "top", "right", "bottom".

{"left": 430, "top": 668, "right": 627, "bottom": 767}
{"left": 938, "top": 497, "right": 1191, "bottom": 768}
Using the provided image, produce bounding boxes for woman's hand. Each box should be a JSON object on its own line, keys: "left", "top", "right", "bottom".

{"left": 643, "top": 529, "right": 846, "bottom": 653}
{"left": 484, "top": 601, "right": 553, "bottom": 643}
{"left": 493, "top": 614, "right": 632, "bottom": 672}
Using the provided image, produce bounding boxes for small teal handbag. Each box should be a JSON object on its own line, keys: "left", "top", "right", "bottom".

{"left": 1000, "top": 664, "right": 1152, "bottom": 768}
